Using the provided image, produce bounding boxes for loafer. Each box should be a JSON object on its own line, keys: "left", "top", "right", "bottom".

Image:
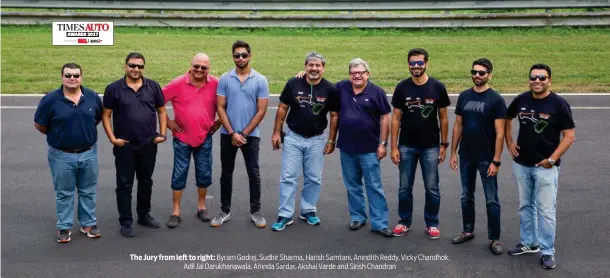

{"left": 489, "top": 240, "right": 503, "bottom": 255}
{"left": 138, "top": 215, "right": 161, "bottom": 229}
{"left": 197, "top": 209, "right": 211, "bottom": 222}
{"left": 372, "top": 228, "right": 394, "bottom": 237}
{"left": 451, "top": 232, "right": 475, "bottom": 244}
{"left": 349, "top": 221, "right": 366, "bottom": 230}
{"left": 167, "top": 215, "right": 181, "bottom": 228}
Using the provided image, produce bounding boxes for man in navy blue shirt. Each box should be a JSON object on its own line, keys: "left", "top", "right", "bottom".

{"left": 505, "top": 64, "right": 575, "bottom": 270}
{"left": 102, "top": 52, "right": 168, "bottom": 237}
{"left": 390, "top": 48, "right": 450, "bottom": 240}
{"left": 34, "top": 63, "right": 103, "bottom": 243}
{"left": 449, "top": 58, "right": 507, "bottom": 255}
{"left": 327, "top": 58, "right": 393, "bottom": 237}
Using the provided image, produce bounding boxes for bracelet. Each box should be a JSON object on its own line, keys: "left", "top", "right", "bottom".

{"left": 327, "top": 140, "right": 335, "bottom": 145}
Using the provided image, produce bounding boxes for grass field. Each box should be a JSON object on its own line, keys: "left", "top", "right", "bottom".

{"left": 1, "top": 25, "right": 609, "bottom": 94}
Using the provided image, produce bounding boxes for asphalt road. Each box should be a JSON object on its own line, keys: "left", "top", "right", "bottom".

{"left": 2, "top": 95, "right": 610, "bottom": 278}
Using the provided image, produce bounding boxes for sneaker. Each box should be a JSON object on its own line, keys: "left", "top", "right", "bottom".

{"left": 427, "top": 227, "right": 440, "bottom": 240}
{"left": 271, "top": 217, "right": 293, "bottom": 231}
{"left": 167, "top": 215, "right": 181, "bottom": 228}
{"left": 349, "top": 221, "right": 366, "bottom": 230}
{"left": 210, "top": 212, "right": 231, "bottom": 227}
{"left": 508, "top": 243, "right": 540, "bottom": 255}
{"left": 392, "top": 224, "right": 409, "bottom": 236}
{"left": 57, "top": 229, "right": 71, "bottom": 243}
{"left": 541, "top": 255, "right": 556, "bottom": 269}
{"left": 251, "top": 211, "right": 267, "bottom": 228}
{"left": 489, "top": 240, "right": 503, "bottom": 255}
{"left": 80, "top": 225, "right": 102, "bottom": 238}
{"left": 299, "top": 212, "right": 321, "bottom": 226}
{"left": 451, "top": 232, "right": 475, "bottom": 244}
{"left": 137, "top": 214, "right": 161, "bottom": 229}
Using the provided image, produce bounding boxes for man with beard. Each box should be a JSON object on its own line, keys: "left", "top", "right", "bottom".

{"left": 327, "top": 58, "right": 393, "bottom": 237}
{"left": 390, "top": 48, "right": 450, "bottom": 239}
{"left": 449, "top": 58, "right": 506, "bottom": 255}
{"left": 213, "top": 40, "right": 270, "bottom": 228}
{"left": 102, "top": 52, "right": 168, "bottom": 237}
{"left": 162, "top": 53, "right": 222, "bottom": 228}
{"left": 34, "top": 63, "right": 103, "bottom": 243}
{"left": 505, "top": 64, "right": 575, "bottom": 269}
{"left": 269, "top": 52, "right": 339, "bottom": 231}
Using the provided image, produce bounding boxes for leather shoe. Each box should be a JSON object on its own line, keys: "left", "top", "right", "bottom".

{"left": 120, "top": 225, "right": 135, "bottom": 237}
{"left": 489, "top": 240, "right": 504, "bottom": 255}
{"left": 138, "top": 215, "right": 161, "bottom": 229}
{"left": 349, "top": 221, "right": 366, "bottom": 230}
{"left": 373, "top": 228, "right": 394, "bottom": 237}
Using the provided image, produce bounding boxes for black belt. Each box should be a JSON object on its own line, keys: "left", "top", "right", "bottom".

{"left": 297, "top": 131, "right": 325, "bottom": 138}
{"left": 57, "top": 146, "right": 92, "bottom": 154}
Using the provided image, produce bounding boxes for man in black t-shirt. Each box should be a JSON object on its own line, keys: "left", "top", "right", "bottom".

{"left": 449, "top": 58, "right": 507, "bottom": 255}
{"left": 505, "top": 64, "right": 575, "bottom": 270}
{"left": 270, "top": 52, "right": 339, "bottom": 231}
{"left": 390, "top": 48, "right": 450, "bottom": 239}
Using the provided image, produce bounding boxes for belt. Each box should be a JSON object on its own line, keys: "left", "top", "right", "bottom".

{"left": 298, "top": 131, "right": 325, "bottom": 138}
{"left": 57, "top": 146, "right": 92, "bottom": 154}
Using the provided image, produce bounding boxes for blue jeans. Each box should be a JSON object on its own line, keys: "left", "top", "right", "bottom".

{"left": 48, "top": 145, "right": 99, "bottom": 230}
{"left": 397, "top": 146, "right": 440, "bottom": 228}
{"left": 459, "top": 155, "right": 501, "bottom": 240}
{"left": 171, "top": 136, "right": 213, "bottom": 190}
{"left": 277, "top": 127, "right": 326, "bottom": 218}
{"left": 340, "top": 151, "right": 389, "bottom": 231}
{"left": 512, "top": 161, "right": 559, "bottom": 256}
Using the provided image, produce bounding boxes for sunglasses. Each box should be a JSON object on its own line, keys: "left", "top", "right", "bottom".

{"left": 529, "top": 75, "right": 548, "bottom": 82}
{"left": 233, "top": 52, "right": 249, "bottom": 59}
{"left": 471, "top": 70, "right": 488, "bottom": 76}
{"left": 349, "top": 70, "right": 368, "bottom": 76}
{"left": 192, "top": 64, "right": 208, "bottom": 71}
{"left": 408, "top": 61, "right": 425, "bottom": 66}
{"left": 127, "top": 63, "right": 145, "bottom": 69}
{"left": 64, "top": 73, "right": 81, "bottom": 79}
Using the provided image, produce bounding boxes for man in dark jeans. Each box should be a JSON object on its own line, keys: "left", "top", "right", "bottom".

{"left": 213, "top": 40, "right": 269, "bottom": 228}
{"left": 449, "top": 58, "right": 507, "bottom": 255}
{"left": 102, "top": 52, "right": 168, "bottom": 237}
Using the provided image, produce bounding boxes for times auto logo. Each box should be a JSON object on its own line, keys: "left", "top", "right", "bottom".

{"left": 52, "top": 21, "right": 114, "bottom": 46}
{"left": 76, "top": 39, "right": 103, "bottom": 44}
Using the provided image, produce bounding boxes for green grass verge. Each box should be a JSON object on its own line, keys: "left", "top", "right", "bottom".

{"left": 1, "top": 25, "right": 609, "bottom": 94}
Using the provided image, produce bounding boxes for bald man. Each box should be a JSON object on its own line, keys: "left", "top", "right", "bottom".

{"left": 162, "top": 53, "right": 222, "bottom": 228}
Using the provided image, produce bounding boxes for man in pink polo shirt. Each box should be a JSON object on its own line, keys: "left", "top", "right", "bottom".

{"left": 163, "top": 53, "right": 221, "bottom": 228}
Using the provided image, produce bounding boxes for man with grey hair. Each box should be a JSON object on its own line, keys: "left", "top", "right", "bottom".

{"left": 326, "top": 58, "right": 394, "bottom": 237}
{"left": 270, "top": 51, "right": 339, "bottom": 231}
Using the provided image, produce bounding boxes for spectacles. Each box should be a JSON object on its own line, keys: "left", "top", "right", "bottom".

{"left": 408, "top": 61, "right": 425, "bottom": 66}
{"left": 529, "top": 75, "right": 548, "bottom": 82}
{"left": 64, "top": 73, "right": 81, "bottom": 79}
{"left": 233, "top": 52, "right": 249, "bottom": 59}
{"left": 127, "top": 63, "right": 145, "bottom": 69}
{"left": 349, "top": 71, "right": 368, "bottom": 76}
{"left": 192, "top": 64, "right": 208, "bottom": 71}
{"left": 471, "top": 70, "right": 488, "bottom": 76}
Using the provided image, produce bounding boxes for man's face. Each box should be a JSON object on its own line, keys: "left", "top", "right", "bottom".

{"left": 529, "top": 69, "right": 551, "bottom": 94}
{"left": 62, "top": 68, "right": 82, "bottom": 89}
{"left": 190, "top": 57, "right": 210, "bottom": 82}
{"left": 408, "top": 54, "right": 427, "bottom": 77}
{"left": 305, "top": 58, "right": 325, "bottom": 81}
{"left": 125, "top": 58, "right": 145, "bottom": 80}
{"left": 349, "top": 65, "right": 369, "bottom": 87}
{"left": 471, "top": 65, "right": 491, "bottom": 86}
{"left": 232, "top": 47, "right": 250, "bottom": 69}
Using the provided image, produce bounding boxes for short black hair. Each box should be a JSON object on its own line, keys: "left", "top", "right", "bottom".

{"left": 473, "top": 58, "right": 493, "bottom": 73}
{"left": 408, "top": 48, "right": 429, "bottom": 62}
{"left": 61, "top": 63, "right": 82, "bottom": 75}
{"left": 125, "top": 52, "right": 145, "bottom": 64}
{"left": 232, "top": 40, "right": 251, "bottom": 54}
{"left": 530, "top": 63, "right": 551, "bottom": 78}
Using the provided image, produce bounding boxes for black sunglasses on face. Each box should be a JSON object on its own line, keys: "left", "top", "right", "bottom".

{"left": 471, "top": 70, "right": 488, "bottom": 76}
{"left": 127, "top": 63, "right": 145, "bottom": 69}
{"left": 192, "top": 64, "right": 208, "bottom": 70}
{"left": 233, "top": 52, "right": 249, "bottom": 59}
{"left": 408, "top": 61, "right": 425, "bottom": 66}
{"left": 529, "top": 75, "right": 548, "bottom": 82}
{"left": 64, "top": 73, "right": 81, "bottom": 79}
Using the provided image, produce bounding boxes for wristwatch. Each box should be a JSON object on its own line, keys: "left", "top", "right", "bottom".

{"left": 440, "top": 142, "right": 449, "bottom": 148}
{"left": 492, "top": 160, "right": 501, "bottom": 167}
{"left": 380, "top": 141, "right": 388, "bottom": 147}
{"left": 156, "top": 132, "right": 166, "bottom": 140}
{"left": 548, "top": 158, "right": 556, "bottom": 165}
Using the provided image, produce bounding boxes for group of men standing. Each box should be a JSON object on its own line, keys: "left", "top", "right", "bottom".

{"left": 34, "top": 43, "right": 574, "bottom": 270}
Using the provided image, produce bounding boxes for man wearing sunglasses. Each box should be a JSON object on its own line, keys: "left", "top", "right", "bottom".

{"left": 34, "top": 63, "right": 103, "bottom": 243}
{"left": 390, "top": 48, "right": 450, "bottom": 240}
{"left": 102, "top": 52, "right": 168, "bottom": 237}
{"left": 213, "top": 40, "right": 270, "bottom": 228}
{"left": 162, "top": 53, "right": 222, "bottom": 229}
{"left": 505, "top": 64, "right": 575, "bottom": 269}
{"left": 449, "top": 58, "right": 507, "bottom": 255}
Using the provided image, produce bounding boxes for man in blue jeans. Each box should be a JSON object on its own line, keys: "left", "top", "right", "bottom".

{"left": 327, "top": 58, "right": 393, "bottom": 237}
{"left": 505, "top": 64, "right": 575, "bottom": 269}
{"left": 269, "top": 52, "right": 339, "bottom": 231}
{"left": 449, "top": 58, "right": 507, "bottom": 255}
{"left": 390, "top": 48, "right": 450, "bottom": 239}
{"left": 34, "top": 63, "right": 103, "bottom": 243}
